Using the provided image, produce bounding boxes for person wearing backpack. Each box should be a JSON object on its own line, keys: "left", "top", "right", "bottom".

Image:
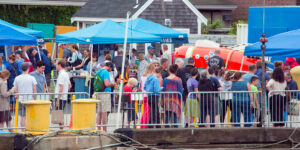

{"left": 95, "top": 62, "right": 115, "bottom": 132}
{"left": 69, "top": 45, "right": 83, "bottom": 68}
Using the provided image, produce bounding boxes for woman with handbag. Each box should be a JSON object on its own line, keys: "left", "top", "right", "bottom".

{"left": 69, "top": 45, "right": 83, "bottom": 69}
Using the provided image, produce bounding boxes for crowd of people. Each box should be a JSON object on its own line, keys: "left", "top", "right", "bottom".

{"left": 0, "top": 44, "right": 299, "bottom": 131}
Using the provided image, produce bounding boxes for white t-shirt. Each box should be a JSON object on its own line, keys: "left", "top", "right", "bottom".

{"left": 55, "top": 69, "right": 71, "bottom": 100}
{"left": 14, "top": 74, "right": 37, "bottom": 102}
{"left": 267, "top": 79, "right": 287, "bottom": 96}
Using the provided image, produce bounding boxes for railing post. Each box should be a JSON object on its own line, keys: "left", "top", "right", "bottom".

{"left": 14, "top": 96, "right": 19, "bottom": 133}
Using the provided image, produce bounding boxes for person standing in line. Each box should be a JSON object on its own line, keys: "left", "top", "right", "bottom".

{"left": 130, "top": 48, "right": 138, "bottom": 68}
{"left": 144, "top": 67, "right": 163, "bottom": 128}
{"left": 219, "top": 71, "right": 234, "bottom": 124}
{"left": 98, "top": 50, "right": 110, "bottom": 65}
{"left": 162, "top": 45, "right": 172, "bottom": 66}
{"left": 7, "top": 55, "right": 20, "bottom": 90}
{"left": 74, "top": 49, "right": 91, "bottom": 70}
{"left": 137, "top": 53, "right": 148, "bottom": 82}
{"left": 0, "top": 70, "right": 16, "bottom": 132}
{"left": 124, "top": 78, "right": 138, "bottom": 128}
{"left": 112, "top": 50, "right": 129, "bottom": 74}
{"left": 250, "top": 76, "right": 260, "bottom": 127}
{"left": 13, "top": 62, "right": 37, "bottom": 128}
{"left": 285, "top": 72, "right": 298, "bottom": 99}
{"left": 54, "top": 60, "right": 71, "bottom": 129}
{"left": 0, "top": 57, "right": 6, "bottom": 71}
{"left": 14, "top": 51, "right": 24, "bottom": 74}
{"left": 160, "top": 58, "right": 169, "bottom": 79}
{"left": 60, "top": 44, "right": 72, "bottom": 61}
{"left": 267, "top": 67, "right": 288, "bottom": 127}
{"left": 96, "top": 62, "right": 115, "bottom": 132}
{"left": 145, "top": 45, "right": 157, "bottom": 63}
{"left": 208, "top": 49, "right": 225, "bottom": 70}
{"left": 231, "top": 72, "right": 252, "bottom": 127}
{"left": 69, "top": 45, "right": 83, "bottom": 68}
{"left": 30, "top": 61, "right": 47, "bottom": 93}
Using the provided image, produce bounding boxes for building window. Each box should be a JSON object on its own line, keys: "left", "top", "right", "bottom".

{"left": 165, "top": 19, "right": 171, "bottom": 27}
{"left": 164, "top": 0, "right": 173, "bottom": 2}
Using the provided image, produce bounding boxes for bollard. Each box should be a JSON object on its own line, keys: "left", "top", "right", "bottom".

{"left": 72, "top": 99, "right": 100, "bottom": 130}
{"left": 21, "top": 100, "right": 51, "bottom": 135}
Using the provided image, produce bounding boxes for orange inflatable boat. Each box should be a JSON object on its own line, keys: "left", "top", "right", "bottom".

{"left": 174, "top": 46, "right": 260, "bottom": 71}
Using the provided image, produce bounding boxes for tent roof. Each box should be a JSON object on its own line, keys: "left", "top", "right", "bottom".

{"left": 0, "top": 19, "right": 44, "bottom": 38}
{"left": 121, "top": 18, "right": 188, "bottom": 43}
{"left": 55, "top": 19, "right": 161, "bottom": 44}
{"left": 244, "top": 29, "right": 300, "bottom": 58}
{"left": 0, "top": 24, "right": 37, "bottom": 46}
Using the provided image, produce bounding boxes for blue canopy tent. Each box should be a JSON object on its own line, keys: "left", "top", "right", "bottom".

{"left": 244, "top": 29, "right": 300, "bottom": 58}
{"left": 0, "top": 19, "right": 44, "bottom": 43}
{"left": 0, "top": 23, "right": 37, "bottom": 46}
{"left": 121, "top": 18, "right": 188, "bottom": 43}
{"left": 55, "top": 20, "right": 161, "bottom": 44}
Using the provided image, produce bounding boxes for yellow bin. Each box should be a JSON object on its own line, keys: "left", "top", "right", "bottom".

{"left": 72, "top": 99, "right": 100, "bottom": 130}
{"left": 21, "top": 100, "right": 51, "bottom": 134}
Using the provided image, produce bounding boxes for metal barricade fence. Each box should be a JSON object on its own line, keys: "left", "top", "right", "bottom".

{"left": 94, "top": 92, "right": 184, "bottom": 132}
{"left": 0, "top": 92, "right": 89, "bottom": 132}
{"left": 186, "top": 91, "right": 262, "bottom": 127}
{"left": 267, "top": 90, "right": 300, "bottom": 128}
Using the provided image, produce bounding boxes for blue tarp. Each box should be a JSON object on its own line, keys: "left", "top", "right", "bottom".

{"left": 0, "top": 19, "right": 44, "bottom": 39}
{"left": 121, "top": 18, "right": 188, "bottom": 43}
{"left": 244, "top": 29, "right": 300, "bottom": 58}
{"left": 55, "top": 20, "right": 161, "bottom": 44}
{"left": 0, "top": 24, "right": 37, "bottom": 46}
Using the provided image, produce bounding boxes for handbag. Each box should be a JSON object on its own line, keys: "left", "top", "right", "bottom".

{"left": 51, "top": 109, "right": 64, "bottom": 124}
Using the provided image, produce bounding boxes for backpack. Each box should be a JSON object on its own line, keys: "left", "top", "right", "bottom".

{"left": 94, "top": 69, "right": 106, "bottom": 92}
{"left": 71, "top": 51, "right": 83, "bottom": 67}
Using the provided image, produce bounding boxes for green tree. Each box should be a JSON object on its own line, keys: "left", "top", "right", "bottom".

{"left": 228, "top": 20, "right": 248, "bottom": 35}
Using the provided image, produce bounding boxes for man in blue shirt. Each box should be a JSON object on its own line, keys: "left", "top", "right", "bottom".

{"left": 243, "top": 64, "right": 261, "bottom": 89}
{"left": 96, "top": 62, "right": 115, "bottom": 132}
{"left": 30, "top": 61, "right": 46, "bottom": 93}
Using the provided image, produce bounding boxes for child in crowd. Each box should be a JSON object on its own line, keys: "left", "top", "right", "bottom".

{"left": 124, "top": 78, "right": 138, "bottom": 128}
{"left": 250, "top": 76, "right": 260, "bottom": 127}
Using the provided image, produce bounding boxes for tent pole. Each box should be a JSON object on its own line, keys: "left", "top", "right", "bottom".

{"left": 117, "top": 11, "right": 130, "bottom": 129}
{"left": 89, "top": 44, "right": 93, "bottom": 97}
{"left": 4, "top": 45, "right": 8, "bottom": 60}
{"left": 240, "top": 56, "right": 245, "bottom": 71}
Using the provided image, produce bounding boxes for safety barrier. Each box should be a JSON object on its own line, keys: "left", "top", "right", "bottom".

{"left": 94, "top": 92, "right": 184, "bottom": 132}
{"left": 0, "top": 92, "right": 89, "bottom": 132}
{"left": 267, "top": 90, "right": 300, "bottom": 128}
{"left": 186, "top": 91, "right": 262, "bottom": 127}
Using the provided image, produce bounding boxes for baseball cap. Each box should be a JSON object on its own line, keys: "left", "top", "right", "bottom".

{"left": 105, "top": 62, "right": 114, "bottom": 68}
{"left": 147, "top": 45, "right": 153, "bottom": 50}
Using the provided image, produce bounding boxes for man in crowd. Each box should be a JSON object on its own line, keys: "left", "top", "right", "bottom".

{"left": 55, "top": 59, "right": 71, "bottom": 129}
{"left": 112, "top": 50, "right": 129, "bottom": 74}
{"left": 145, "top": 45, "right": 157, "bottom": 63}
{"left": 36, "top": 50, "right": 52, "bottom": 92}
{"left": 285, "top": 72, "right": 298, "bottom": 99}
{"left": 130, "top": 48, "right": 138, "bottom": 67}
{"left": 30, "top": 61, "right": 46, "bottom": 93}
{"left": 243, "top": 64, "right": 261, "bottom": 90}
{"left": 98, "top": 50, "right": 110, "bottom": 64}
{"left": 13, "top": 62, "right": 37, "bottom": 127}
{"left": 208, "top": 49, "right": 225, "bottom": 70}
{"left": 162, "top": 45, "right": 172, "bottom": 66}
{"left": 97, "top": 62, "right": 116, "bottom": 132}
{"left": 60, "top": 44, "right": 72, "bottom": 61}
{"left": 161, "top": 58, "right": 169, "bottom": 79}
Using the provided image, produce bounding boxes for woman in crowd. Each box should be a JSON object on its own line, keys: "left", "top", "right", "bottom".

{"left": 198, "top": 70, "right": 215, "bottom": 127}
{"left": 219, "top": 71, "right": 234, "bottom": 123}
{"left": 70, "top": 44, "right": 83, "bottom": 68}
{"left": 0, "top": 57, "right": 5, "bottom": 71}
{"left": 87, "top": 53, "right": 101, "bottom": 96}
{"left": 184, "top": 68, "right": 200, "bottom": 127}
{"left": 231, "top": 72, "right": 252, "bottom": 127}
{"left": 144, "top": 67, "right": 163, "bottom": 128}
{"left": 0, "top": 70, "right": 15, "bottom": 131}
{"left": 267, "top": 67, "right": 287, "bottom": 127}
{"left": 137, "top": 53, "right": 148, "bottom": 82}
{"left": 162, "top": 64, "right": 183, "bottom": 128}
{"left": 140, "top": 64, "right": 155, "bottom": 128}
{"left": 6, "top": 55, "right": 19, "bottom": 90}
{"left": 74, "top": 49, "right": 90, "bottom": 70}
{"left": 104, "top": 54, "right": 118, "bottom": 85}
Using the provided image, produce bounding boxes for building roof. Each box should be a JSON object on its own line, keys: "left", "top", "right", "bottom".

{"left": 190, "top": 0, "right": 237, "bottom": 10}
{"left": 72, "top": 0, "right": 148, "bottom": 19}
{"left": 0, "top": 0, "right": 86, "bottom": 6}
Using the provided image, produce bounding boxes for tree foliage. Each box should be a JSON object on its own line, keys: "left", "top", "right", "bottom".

{"left": 228, "top": 20, "right": 248, "bottom": 35}
{"left": 0, "top": 5, "right": 80, "bottom": 26}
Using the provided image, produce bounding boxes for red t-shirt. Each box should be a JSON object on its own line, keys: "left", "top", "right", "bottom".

{"left": 124, "top": 85, "right": 135, "bottom": 103}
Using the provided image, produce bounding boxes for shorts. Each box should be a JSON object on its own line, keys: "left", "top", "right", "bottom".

{"left": 45, "top": 73, "right": 51, "bottom": 87}
{"left": 18, "top": 103, "right": 26, "bottom": 117}
{"left": 0, "top": 111, "right": 12, "bottom": 123}
{"left": 97, "top": 94, "right": 111, "bottom": 112}
{"left": 55, "top": 99, "right": 67, "bottom": 110}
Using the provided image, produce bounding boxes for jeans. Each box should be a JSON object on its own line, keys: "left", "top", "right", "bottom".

{"left": 232, "top": 101, "right": 251, "bottom": 127}
{"left": 147, "top": 95, "right": 161, "bottom": 128}
{"left": 165, "top": 111, "right": 178, "bottom": 128}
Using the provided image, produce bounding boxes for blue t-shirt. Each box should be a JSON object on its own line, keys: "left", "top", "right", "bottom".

{"left": 243, "top": 73, "right": 261, "bottom": 88}
{"left": 232, "top": 81, "right": 249, "bottom": 102}
{"left": 97, "top": 69, "right": 111, "bottom": 92}
{"left": 30, "top": 71, "right": 46, "bottom": 93}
